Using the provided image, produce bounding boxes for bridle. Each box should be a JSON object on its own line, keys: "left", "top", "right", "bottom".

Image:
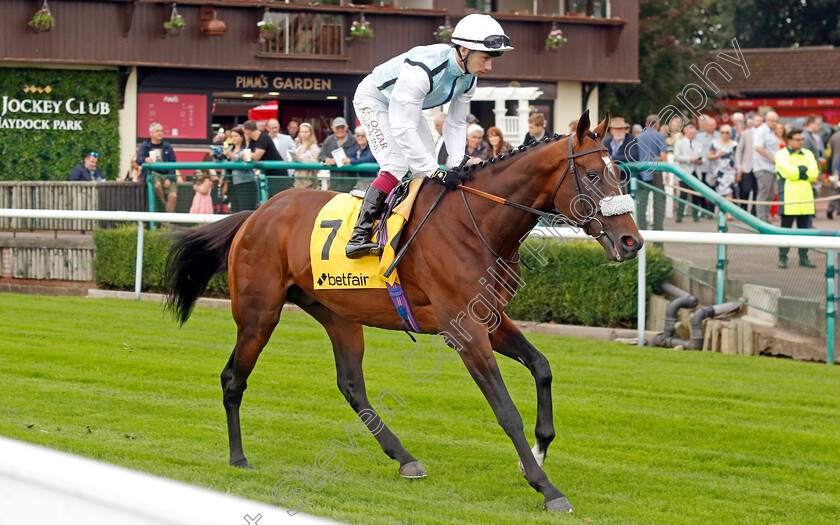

{"left": 459, "top": 136, "right": 613, "bottom": 265}
{"left": 546, "top": 136, "right": 610, "bottom": 236}
{"left": 385, "top": 136, "right": 617, "bottom": 278}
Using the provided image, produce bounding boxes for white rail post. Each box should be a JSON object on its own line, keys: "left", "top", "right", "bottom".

{"left": 135, "top": 221, "right": 144, "bottom": 300}
{"left": 637, "top": 243, "right": 646, "bottom": 347}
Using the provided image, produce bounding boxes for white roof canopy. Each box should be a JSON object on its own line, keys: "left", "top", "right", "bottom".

{"left": 472, "top": 86, "right": 544, "bottom": 101}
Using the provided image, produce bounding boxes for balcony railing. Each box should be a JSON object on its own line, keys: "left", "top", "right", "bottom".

{"left": 261, "top": 13, "right": 344, "bottom": 57}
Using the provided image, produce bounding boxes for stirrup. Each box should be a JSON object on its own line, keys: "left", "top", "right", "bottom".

{"left": 346, "top": 237, "right": 381, "bottom": 259}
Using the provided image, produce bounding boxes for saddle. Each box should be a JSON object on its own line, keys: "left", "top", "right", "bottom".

{"left": 309, "top": 179, "right": 423, "bottom": 290}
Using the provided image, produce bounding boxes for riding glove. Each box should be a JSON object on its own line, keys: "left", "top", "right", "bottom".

{"left": 430, "top": 168, "right": 463, "bottom": 190}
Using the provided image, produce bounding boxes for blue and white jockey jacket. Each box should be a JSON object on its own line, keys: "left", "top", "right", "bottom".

{"left": 358, "top": 44, "right": 476, "bottom": 173}
{"left": 371, "top": 44, "right": 476, "bottom": 110}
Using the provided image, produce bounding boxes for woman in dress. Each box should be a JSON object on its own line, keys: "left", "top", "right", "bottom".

{"left": 708, "top": 124, "right": 738, "bottom": 219}
{"left": 189, "top": 175, "right": 214, "bottom": 214}
{"left": 775, "top": 122, "right": 787, "bottom": 146}
{"left": 121, "top": 155, "right": 144, "bottom": 182}
{"left": 485, "top": 126, "right": 512, "bottom": 157}
{"left": 292, "top": 122, "right": 321, "bottom": 190}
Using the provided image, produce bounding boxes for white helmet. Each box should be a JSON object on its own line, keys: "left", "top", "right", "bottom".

{"left": 451, "top": 14, "right": 514, "bottom": 54}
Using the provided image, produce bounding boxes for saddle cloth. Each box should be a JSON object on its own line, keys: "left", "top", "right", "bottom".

{"left": 310, "top": 178, "right": 423, "bottom": 290}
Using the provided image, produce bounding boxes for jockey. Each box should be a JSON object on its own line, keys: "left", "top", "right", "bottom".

{"left": 345, "top": 14, "right": 514, "bottom": 259}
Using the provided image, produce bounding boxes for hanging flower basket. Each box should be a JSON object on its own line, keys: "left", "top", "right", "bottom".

{"left": 163, "top": 5, "right": 184, "bottom": 36}
{"left": 258, "top": 20, "right": 279, "bottom": 40}
{"left": 28, "top": 7, "right": 55, "bottom": 33}
{"left": 544, "top": 28, "right": 567, "bottom": 52}
{"left": 346, "top": 18, "right": 373, "bottom": 42}
{"left": 433, "top": 24, "right": 453, "bottom": 42}
{"left": 164, "top": 15, "right": 185, "bottom": 36}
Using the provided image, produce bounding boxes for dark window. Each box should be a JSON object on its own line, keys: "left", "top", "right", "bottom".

{"left": 563, "top": 0, "right": 608, "bottom": 17}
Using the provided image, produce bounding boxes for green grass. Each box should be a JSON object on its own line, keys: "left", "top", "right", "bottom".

{"left": 1, "top": 293, "right": 839, "bottom": 524}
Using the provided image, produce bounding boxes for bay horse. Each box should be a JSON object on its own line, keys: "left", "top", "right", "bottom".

{"left": 165, "top": 111, "right": 642, "bottom": 513}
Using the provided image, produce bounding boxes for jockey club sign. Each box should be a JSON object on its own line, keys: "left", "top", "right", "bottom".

{"left": 0, "top": 89, "right": 111, "bottom": 131}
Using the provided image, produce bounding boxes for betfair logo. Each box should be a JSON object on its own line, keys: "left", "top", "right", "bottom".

{"left": 318, "top": 272, "right": 370, "bottom": 287}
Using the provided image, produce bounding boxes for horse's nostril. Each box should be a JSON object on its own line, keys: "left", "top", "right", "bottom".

{"left": 622, "top": 235, "right": 636, "bottom": 248}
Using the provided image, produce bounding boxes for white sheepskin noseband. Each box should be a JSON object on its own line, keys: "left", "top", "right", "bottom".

{"left": 599, "top": 194, "right": 634, "bottom": 217}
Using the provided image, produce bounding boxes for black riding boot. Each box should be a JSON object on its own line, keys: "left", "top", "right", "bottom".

{"left": 345, "top": 186, "right": 388, "bottom": 259}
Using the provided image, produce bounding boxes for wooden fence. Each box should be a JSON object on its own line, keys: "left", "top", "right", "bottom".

{"left": 0, "top": 182, "right": 148, "bottom": 231}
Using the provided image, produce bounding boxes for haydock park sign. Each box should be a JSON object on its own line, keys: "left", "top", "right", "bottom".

{"left": 0, "top": 95, "right": 111, "bottom": 130}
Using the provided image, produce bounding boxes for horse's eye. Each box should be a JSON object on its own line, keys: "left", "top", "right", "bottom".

{"left": 587, "top": 169, "right": 599, "bottom": 181}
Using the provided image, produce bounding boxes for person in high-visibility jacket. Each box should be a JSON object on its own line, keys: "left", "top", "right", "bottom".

{"left": 775, "top": 128, "right": 819, "bottom": 268}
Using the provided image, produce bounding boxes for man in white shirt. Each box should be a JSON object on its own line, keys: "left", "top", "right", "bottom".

{"left": 673, "top": 123, "right": 704, "bottom": 222}
{"left": 267, "top": 118, "right": 296, "bottom": 179}
{"left": 694, "top": 116, "right": 719, "bottom": 213}
{"left": 752, "top": 111, "right": 781, "bottom": 222}
{"left": 734, "top": 114, "right": 762, "bottom": 216}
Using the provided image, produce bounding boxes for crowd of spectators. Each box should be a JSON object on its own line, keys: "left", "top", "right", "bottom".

{"left": 604, "top": 111, "right": 838, "bottom": 267}
{"left": 68, "top": 108, "right": 840, "bottom": 244}
{"left": 158, "top": 113, "right": 522, "bottom": 214}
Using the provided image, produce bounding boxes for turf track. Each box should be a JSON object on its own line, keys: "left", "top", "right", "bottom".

{"left": 1, "top": 293, "right": 839, "bottom": 524}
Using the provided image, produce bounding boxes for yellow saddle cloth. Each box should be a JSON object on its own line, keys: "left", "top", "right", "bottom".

{"left": 310, "top": 178, "right": 423, "bottom": 289}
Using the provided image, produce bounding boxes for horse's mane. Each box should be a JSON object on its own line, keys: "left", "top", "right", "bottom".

{"left": 459, "top": 131, "right": 602, "bottom": 181}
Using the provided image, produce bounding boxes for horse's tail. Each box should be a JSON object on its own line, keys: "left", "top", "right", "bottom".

{"left": 165, "top": 211, "right": 254, "bottom": 325}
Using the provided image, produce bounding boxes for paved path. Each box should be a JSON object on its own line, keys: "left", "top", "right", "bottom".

{"left": 654, "top": 204, "right": 839, "bottom": 302}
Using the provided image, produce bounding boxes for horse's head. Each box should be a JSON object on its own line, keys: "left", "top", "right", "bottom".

{"left": 551, "top": 110, "right": 643, "bottom": 261}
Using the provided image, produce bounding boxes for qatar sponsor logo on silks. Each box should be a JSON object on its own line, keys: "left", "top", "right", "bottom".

{"left": 367, "top": 119, "right": 388, "bottom": 153}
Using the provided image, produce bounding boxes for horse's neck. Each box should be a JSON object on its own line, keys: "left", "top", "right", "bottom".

{"left": 462, "top": 141, "right": 566, "bottom": 255}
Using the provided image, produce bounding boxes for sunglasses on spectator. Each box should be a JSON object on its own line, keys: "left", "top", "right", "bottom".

{"left": 455, "top": 35, "right": 511, "bottom": 49}
{"left": 89, "top": 152, "right": 99, "bottom": 157}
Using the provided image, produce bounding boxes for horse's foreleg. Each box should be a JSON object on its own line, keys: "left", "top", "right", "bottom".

{"left": 459, "top": 338, "right": 572, "bottom": 513}
{"left": 223, "top": 287, "right": 285, "bottom": 469}
{"left": 489, "top": 314, "right": 555, "bottom": 475}
{"left": 298, "top": 303, "right": 424, "bottom": 477}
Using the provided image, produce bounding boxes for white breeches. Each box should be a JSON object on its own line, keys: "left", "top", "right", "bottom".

{"left": 353, "top": 77, "right": 436, "bottom": 179}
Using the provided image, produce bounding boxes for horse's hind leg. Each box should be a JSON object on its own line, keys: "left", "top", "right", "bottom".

{"left": 222, "top": 285, "right": 286, "bottom": 469}
{"left": 297, "top": 302, "right": 425, "bottom": 477}
{"left": 489, "top": 314, "right": 555, "bottom": 475}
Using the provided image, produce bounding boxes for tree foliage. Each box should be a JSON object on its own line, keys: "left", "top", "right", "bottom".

{"left": 732, "top": 0, "right": 840, "bottom": 48}
{"left": 600, "top": 0, "right": 840, "bottom": 124}
{"left": 599, "top": 0, "right": 734, "bottom": 125}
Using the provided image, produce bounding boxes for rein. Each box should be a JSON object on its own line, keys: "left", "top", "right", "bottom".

{"left": 457, "top": 138, "right": 610, "bottom": 265}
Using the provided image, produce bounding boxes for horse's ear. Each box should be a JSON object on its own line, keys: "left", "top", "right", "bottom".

{"left": 575, "top": 110, "right": 590, "bottom": 143}
{"left": 592, "top": 113, "right": 609, "bottom": 142}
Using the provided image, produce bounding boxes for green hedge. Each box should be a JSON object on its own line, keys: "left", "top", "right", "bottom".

{"left": 92, "top": 226, "right": 229, "bottom": 295}
{"left": 0, "top": 68, "right": 121, "bottom": 181}
{"left": 506, "top": 239, "right": 673, "bottom": 328}
{"left": 92, "top": 229, "right": 669, "bottom": 328}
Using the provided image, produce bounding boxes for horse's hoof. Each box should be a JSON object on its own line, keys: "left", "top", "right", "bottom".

{"left": 398, "top": 460, "right": 427, "bottom": 478}
{"left": 230, "top": 458, "right": 254, "bottom": 469}
{"left": 544, "top": 496, "right": 573, "bottom": 513}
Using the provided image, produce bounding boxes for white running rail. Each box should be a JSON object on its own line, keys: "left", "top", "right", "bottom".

{"left": 0, "top": 436, "right": 341, "bottom": 525}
